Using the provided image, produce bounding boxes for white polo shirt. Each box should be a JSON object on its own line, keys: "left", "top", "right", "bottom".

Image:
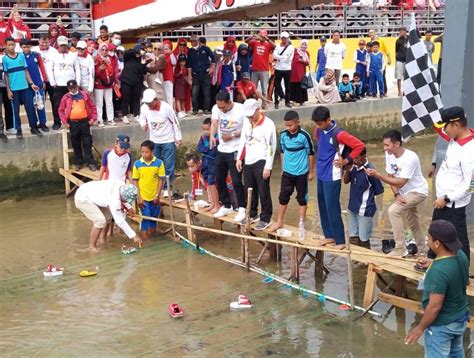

{"left": 139, "top": 101, "right": 182, "bottom": 144}
{"left": 211, "top": 102, "right": 245, "bottom": 153}
{"left": 324, "top": 42, "right": 346, "bottom": 70}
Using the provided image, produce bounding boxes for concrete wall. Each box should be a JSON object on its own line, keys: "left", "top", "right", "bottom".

{"left": 0, "top": 98, "right": 401, "bottom": 194}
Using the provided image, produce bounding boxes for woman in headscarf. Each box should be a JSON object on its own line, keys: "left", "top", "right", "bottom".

{"left": 0, "top": 12, "right": 11, "bottom": 47}
{"left": 47, "top": 21, "right": 67, "bottom": 49}
{"left": 290, "top": 40, "right": 310, "bottom": 106}
{"left": 235, "top": 43, "right": 251, "bottom": 81}
{"left": 223, "top": 36, "right": 237, "bottom": 58}
{"left": 162, "top": 40, "right": 177, "bottom": 106}
{"left": 173, "top": 37, "right": 191, "bottom": 113}
{"left": 94, "top": 43, "right": 119, "bottom": 126}
{"left": 7, "top": 6, "right": 31, "bottom": 46}
{"left": 313, "top": 69, "right": 341, "bottom": 104}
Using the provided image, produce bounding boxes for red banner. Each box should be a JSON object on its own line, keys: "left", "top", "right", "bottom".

{"left": 92, "top": 0, "right": 155, "bottom": 19}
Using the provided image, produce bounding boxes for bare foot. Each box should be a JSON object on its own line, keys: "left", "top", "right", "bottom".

{"left": 203, "top": 204, "right": 213, "bottom": 212}
{"left": 98, "top": 238, "right": 107, "bottom": 244}
{"left": 269, "top": 222, "right": 284, "bottom": 233}
{"left": 209, "top": 206, "right": 220, "bottom": 214}
{"left": 88, "top": 246, "right": 100, "bottom": 253}
{"left": 332, "top": 244, "right": 346, "bottom": 250}
{"left": 318, "top": 239, "right": 336, "bottom": 246}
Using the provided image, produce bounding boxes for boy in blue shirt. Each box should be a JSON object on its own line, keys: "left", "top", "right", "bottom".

{"left": 367, "top": 41, "right": 384, "bottom": 98}
{"left": 342, "top": 147, "right": 384, "bottom": 248}
{"left": 270, "top": 110, "right": 314, "bottom": 232}
{"left": 21, "top": 39, "right": 49, "bottom": 133}
{"left": 315, "top": 36, "right": 327, "bottom": 82}
{"left": 338, "top": 73, "right": 356, "bottom": 102}
{"left": 196, "top": 117, "right": 220, "bottom": 213}
{"left": 3, "top": 37, "right": 40, "bottom": 139}
{"left": 354, "top": 39, "right": 368, "bottom": 96}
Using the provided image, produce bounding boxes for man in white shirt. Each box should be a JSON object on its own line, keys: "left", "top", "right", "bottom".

{"left": 32, "top": 35, "right": 58, "bottom": 121}
{"left": 210, "top": 91, "right": 247, "bottom": 220}
{"left": 75, "top": 40, "right": 94, "bottom": 95}
{"left": 272, "top": 31, "right": 294, "bottom": 109}
{"left": 139, "top": 88, "right": 182, "bottom": 194}
{"left": 47, "top": 36, "right": 81, "bottom": 130}
{"left": 75, "top": 181, "right": 143, "bottom": 253}
{"left": 236, "top": 99, "right": 276, "bottom": 230}
{"left": 366, "top": 130, "right": 428, "bottom": 257}
{"left": 431, "top": 107, "right": 474, "bottom": 260}
{"left": 324, "top": 30, "right": 346, "bottom": 85}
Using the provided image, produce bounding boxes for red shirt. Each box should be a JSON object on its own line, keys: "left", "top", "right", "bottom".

{"left": 236, "top": 80, "right": 257, "bottom": 97}
{"left": 248, "top": 39, "right": 273, "bottom": 71}
{"left": 162, "top": 54, "right": 174, "bottom": 82}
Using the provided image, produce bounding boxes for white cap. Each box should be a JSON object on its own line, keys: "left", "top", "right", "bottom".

{"left": 76, "top": 40, "right": 87, "bottom": 49}
{"left": 57, "top": 36, "right": 68, "bottom": 46}
{"left": 142, "top": 88, "right": 157, "bottom": 104}
{"left": 280, "top": 31, "right": 290, "bottom": 38}
{"left": 243, "top": 98, "right": 261, "bottom": 117}
{"left": 117, "top": 45, "right": 125, "bottom": 52}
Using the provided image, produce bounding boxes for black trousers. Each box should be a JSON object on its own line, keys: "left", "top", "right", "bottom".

{"left": 274, "top": 69, "right": 291, "bottom": 104}
{"left": 192, "top": 75, "right": 210, "bottom": 112}
{"left": 120, "top": 82, "right": 143, "bottom": 116}
{"left": 52, "top": 86, "right": 69, "bottom": 126}
{"left": 0, "top": 87, "right": 13, "bottom": 131}
{"left": 44, "top": 81, "right": 54, "bottom": 104}
{"left": 70, "top": 120, "right": 94, "bottom": 166}
{"left": 243, "top": 160, "right": 272, "bottom": 222}
{"left": 382, "top": 69, "right": 387, "bottom": 95}
{"left": 215, "top": 151, "right": 246, "bottom": 209}
{"left": 429, "top": 205, "right": 470, "bottom": 261}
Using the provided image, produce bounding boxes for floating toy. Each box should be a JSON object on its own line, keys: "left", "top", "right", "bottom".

{"left": 276, "top": 228, "right": 292, "bottom": 238}
{"left": 121, "top": 245, "right": 137, "bottom": 255}
{"left": 230, "top": 294, "right": 252, "bottom": 310}
{"left": 79, "top": 270, "right": 97, "bottom": 277}
{"left": 168, "top": 303, "right": 184, "bottom": 318}
{"left": 43, "top": 264, "right": 64, "bottom": 277}
{"left": 339, "top": 304, "right": 351, "bottom": 311}
{"left": 263, "top": 277, "right": 274, "bottom": 283}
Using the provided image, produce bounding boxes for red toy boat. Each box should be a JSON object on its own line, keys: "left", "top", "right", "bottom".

{"left": 168, "top": 303, "right": 184, "bottom": 318}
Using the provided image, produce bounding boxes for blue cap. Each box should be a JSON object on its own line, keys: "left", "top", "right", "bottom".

{"left": 116, "top": 134, "right": 130, "bottom": 149}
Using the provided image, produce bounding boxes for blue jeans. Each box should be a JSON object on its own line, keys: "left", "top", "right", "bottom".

{"left": 29, "top": 87, "right": 46, "bottom": 125}
{"left": 424, "top": 320, "right": 466, "bottom": 358}
{"left": 317, "top": 179, "right": 345, "bottom": 245}
{"left": 153, "top": 142, "right": 176, "bottom": 189}
{"left": 316, "top": 68, "right": 326, "bottom": 82}
{"left": 348, "top": 210, "right": 373, "bottom": 242}
{"left": 11, "top": 88, "right": 38, "bottom": 131}
{"left": 369, "top": 70, "right": 384, "bottom": 96}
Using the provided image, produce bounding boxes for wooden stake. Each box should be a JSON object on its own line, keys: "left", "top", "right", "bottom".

{"left": 244, "top": 188, "right": 252, "bottom": 270}
{"left": 165, "top": 176, "right": 176, "bottom": 238}
{"left": 61, "top": 129, "right": 71, "bottom": 195}
{"left": 343, "top": 211, "right": 355, "bottom": 309}
{"left": 183, "top": 193, "right": 195, "bottom": 244}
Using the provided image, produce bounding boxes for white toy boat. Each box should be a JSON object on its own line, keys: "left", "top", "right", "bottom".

{"left": 43, "top": 264, "right": 64, "bottom": 277}
{"left": 230, "top": 294, "right": 252, "bottom": 310}
{"left": 121, "top": 245, "right": 137, "bottom": 255}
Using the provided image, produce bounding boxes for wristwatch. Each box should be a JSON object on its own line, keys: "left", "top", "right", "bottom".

{"left": 443, "top": 195, "right": 451, "bottom": 203}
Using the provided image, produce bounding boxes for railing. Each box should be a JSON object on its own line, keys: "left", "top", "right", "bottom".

{"left": 0, "top": 1, "right": 93, "bottom": 37}
{"left": 150, "top": 5, "right": 445, "bottom": 42}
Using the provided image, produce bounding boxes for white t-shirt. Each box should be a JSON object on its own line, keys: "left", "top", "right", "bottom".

{"left": 211, "top": 102, "right": 245, "bottom": 153}
{"left": 139, "top": 101, "right": 182, "bottom": 144}
{"left": 385, "top": 150, "right": 429, "bottom": 197}
{"left": 324, "top": 42, "right": 346, "bottom": 70}
{"left": 77, "top": 54, "right": 95, "bottom": 92}
{"left": 32, "top": 46, "right": 58, "bottom": 81}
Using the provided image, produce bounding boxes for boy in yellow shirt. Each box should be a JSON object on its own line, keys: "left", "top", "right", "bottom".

{"left": 132, "top": 140, "right": 165, "bottom": 239}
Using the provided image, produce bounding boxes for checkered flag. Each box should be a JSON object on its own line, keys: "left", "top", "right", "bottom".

{"left": 401, "top": 14, "right": 443, "bottom": 141}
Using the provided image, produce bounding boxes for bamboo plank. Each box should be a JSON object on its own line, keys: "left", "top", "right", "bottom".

{"left": 378, "top": 293, "right": 423, "bottom": 314}
{"left": 363, "top": 263, "right": 378, "bottom": 308}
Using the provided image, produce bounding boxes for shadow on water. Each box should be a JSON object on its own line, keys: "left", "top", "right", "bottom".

{"left": 0, "top": 135, "right": 472, "bottom": 356}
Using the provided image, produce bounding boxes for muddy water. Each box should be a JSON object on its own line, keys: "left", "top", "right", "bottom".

{"left": 1, "top": 135, "right": 472, "bottom": 357}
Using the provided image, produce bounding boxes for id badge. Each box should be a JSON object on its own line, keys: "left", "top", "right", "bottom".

{"left": 417, "top": 275, "right": 425, "bottom": 291}
{"left": 195, "top": 188, "right": 204, "bottom": 196}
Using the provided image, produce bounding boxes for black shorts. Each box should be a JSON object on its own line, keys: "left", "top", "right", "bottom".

{"left": 278, "top": 172, "right": 308, "bottom": 206}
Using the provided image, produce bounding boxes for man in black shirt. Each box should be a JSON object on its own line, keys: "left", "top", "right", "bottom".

{"left": 395, "top": 27, "right": 408, "bottom": 97}
{"left": 186, "top": 35, "right": 215, "bottom": 115}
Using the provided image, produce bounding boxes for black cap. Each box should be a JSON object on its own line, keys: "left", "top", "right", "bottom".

{"left": 428, "top": 219, "right": 463, "bottom": 252}
{"left": 319, "top": 36, "right": 327, "bottom": 41}
{"left": 435, "top": 106, "right": 466, "bottom": 128}
{"left": 198, "top": 36, "right": 206, "bottom": 44}
{"left": 66, "top": 79, "right": 78, "bottom": 87}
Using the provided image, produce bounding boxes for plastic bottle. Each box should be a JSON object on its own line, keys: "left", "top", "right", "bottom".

{"left": 298, "top": 219, "right": 305, "bottom": 241}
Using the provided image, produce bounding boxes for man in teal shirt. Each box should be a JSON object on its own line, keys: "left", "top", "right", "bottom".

{"left": 405, "top": 219, "right": 469, "bottom": 357}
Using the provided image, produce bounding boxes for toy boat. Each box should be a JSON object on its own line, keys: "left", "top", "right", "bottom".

{"left": 121, "top": 245, "right": 137, "bottom": 255}
{"left": 43, "top": 264, "right": 64, "bottom": 277}
{"left": 230, "top": 294, "right": 252, "bottom": 310}
{"left": 168, "top": 303, "right": 184, "bottom": 318}
{"left": 79, "top": 270, "right": 97, "bottom": 277}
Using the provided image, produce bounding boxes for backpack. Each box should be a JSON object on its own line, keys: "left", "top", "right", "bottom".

{"left": 331, "top": 126, "right": 353, "bottom": 160}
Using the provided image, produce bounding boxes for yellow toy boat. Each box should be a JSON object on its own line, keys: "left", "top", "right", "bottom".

{"left": 79, "top": 270, "right": 97, "bottom": 277}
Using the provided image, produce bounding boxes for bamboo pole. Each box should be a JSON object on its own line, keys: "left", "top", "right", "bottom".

{"left": 244, "top": 188, "right": 252, "bottom": 270}
{"left": 342, "top": 211, "right": 355, "bottom": 309}
{"left": 184, "top": 193, "right": 195, "bottom": 244}
{"left": 165, "top": 176, "right": 176, "bottom": 238}
{"left": 131, "top": 213, "right": 417, "bottom": 264}
{"left": 61, "top": 128, "right": 71, "bottom": 195}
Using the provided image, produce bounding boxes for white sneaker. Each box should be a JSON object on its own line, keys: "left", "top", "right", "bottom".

{"left": 98, "top": 121, "right": 105, "bottom": 127}
{"left": 177, "top": 111, "right": 185, "bottom": 119}
{"left": 233, "top": 207, "right": 246, "bottom": 222}
{"left": 122, "top": 116, "right": 130, "bottom": 124}
{"left": 162, "top": 190, "right": 169, "bottom": 198}
{"left": 107, "top": 120, "right": 116, "bottom": 126}
{"left": 213, "top": 206, "right": 234, "bottom": 218}
{"left": 133, "top": 116, "right": 139, "bottom": 123}
{"left": 6, "top": 128, "right": 17, "bottom": 134}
